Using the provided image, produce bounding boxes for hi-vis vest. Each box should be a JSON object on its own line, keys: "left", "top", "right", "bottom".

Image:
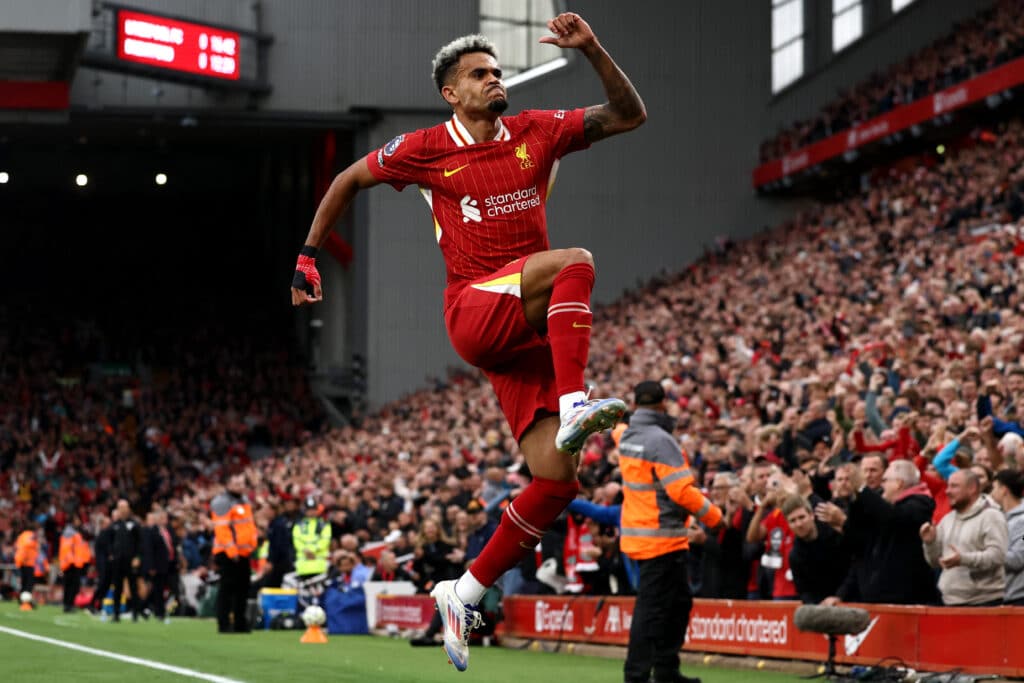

{"left": 618, "top": 409, "right": 723, "bottom": 560}
{"left": 292, "top": 517, "right": 331, "bottom": 575}
{"left": 211, "top": 493, "right": 258, "bottom": 559}
{"left": 255, "top": 539, "right": 269, "bottom": 574}
{"left": 59, "top": 527, "right": 92, "bottom": 571}
{"left": 14, "top": 530, "right": 38, "bottom": 568}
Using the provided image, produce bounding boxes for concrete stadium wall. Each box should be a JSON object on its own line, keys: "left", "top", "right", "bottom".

{"left": 356, "top": 115, "right": 466, "bottom": 407}
{"left": 0, "top": 0, "right": 91, "bottom": 32}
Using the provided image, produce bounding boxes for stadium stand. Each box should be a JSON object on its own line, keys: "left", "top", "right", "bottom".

{"left": 0, "top": 313, "right": 325, "bottom": 603}
{"left": 5, "top": 111, "right": 1024, "bottom": 610}
{"left": 760, "top": 0, "right": 1024, "bottom": 162}
{"left": 4, "top": 0, "right": 1024, "bottom": 629}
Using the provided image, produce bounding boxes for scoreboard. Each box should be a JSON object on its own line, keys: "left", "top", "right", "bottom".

{"left": 117, "top": 9, "right": 241, "bottom": 81}
{"left": 78, "top": 4, "right": 271, "bottom": 92}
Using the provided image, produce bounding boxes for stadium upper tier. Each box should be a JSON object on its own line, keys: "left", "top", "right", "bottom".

{"left": 760, "top": 0, "right": 1024, "bottom": 165}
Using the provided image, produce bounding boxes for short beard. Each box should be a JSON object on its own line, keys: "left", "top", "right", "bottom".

{"left": 487, "top": 97, "right": 509, "bottom": 113}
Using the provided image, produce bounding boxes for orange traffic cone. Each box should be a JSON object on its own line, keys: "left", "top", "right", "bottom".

{"left": 300, "top": 624, "right": 328, "bottom": 644}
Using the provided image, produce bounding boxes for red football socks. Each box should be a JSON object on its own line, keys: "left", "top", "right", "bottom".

{"left": 546, "top": 262, "right": 595, "bottom": 398}
{"left": 464, "top": 476, "right": 580, "bottom": 588}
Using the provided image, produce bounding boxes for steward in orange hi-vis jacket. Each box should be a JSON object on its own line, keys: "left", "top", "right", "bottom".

{"left": 59, "top": 522, "right": 92, "bottom": 612}
{"left": 618, "top": 381, "right": 723, "bottom": 683}
{"left": 14, "top": 526, "right": 41, "bottom": 595}
{"left": 210, "top": 474, "right": 257, "bottom": 634}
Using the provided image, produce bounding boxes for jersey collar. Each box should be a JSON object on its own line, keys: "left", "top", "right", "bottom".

{"left": 445, "top": 114, "right": 510, "bottom": 147}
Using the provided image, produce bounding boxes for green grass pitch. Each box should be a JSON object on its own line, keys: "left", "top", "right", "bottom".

{"left": 0, "top": 602, "right": 799, "bottom": 682}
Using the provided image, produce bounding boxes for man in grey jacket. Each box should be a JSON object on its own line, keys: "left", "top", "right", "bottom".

{"left": 992, "top": 469, "right": 1024, "bottom": 605}
{"left": 920, "top": 469, "right": 1008, "bottom": 606}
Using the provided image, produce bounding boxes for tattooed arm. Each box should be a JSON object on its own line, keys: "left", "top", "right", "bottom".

{"left": 539, "top": 13, "right": 647, "bottom": 142}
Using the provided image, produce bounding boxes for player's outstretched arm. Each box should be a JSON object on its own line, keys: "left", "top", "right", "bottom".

{"left": 291, "top": 157, "right": 380, "bottom": 306}
{"left": 539, "top": 12, "right": 646, "bottom": 143}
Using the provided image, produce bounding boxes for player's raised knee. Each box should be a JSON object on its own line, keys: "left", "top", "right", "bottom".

{"left": 562, "top": 247, "right": 594, "bottom": 269}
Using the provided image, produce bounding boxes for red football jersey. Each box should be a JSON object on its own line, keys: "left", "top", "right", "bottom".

{"left": 762, "top": 508, "right": 798, "bottom": 598}
{"left": 365, "top": 108, "right": 590, "bottom": 295}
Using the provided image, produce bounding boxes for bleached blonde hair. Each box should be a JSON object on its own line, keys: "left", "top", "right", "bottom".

{"left": 431, "top": 34, "right": 498, "bottom": 92}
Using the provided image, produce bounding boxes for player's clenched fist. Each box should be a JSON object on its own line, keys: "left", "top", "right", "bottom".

{"left": 291, "top": 245, "right": 322, "bottom": 306}
{"left": 539, "top": 13, "right": 597, "bottom": 50}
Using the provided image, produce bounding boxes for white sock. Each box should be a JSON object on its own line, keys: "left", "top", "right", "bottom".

{"left": 454, "top": 571, "right": 487, "bottom": 605}
{"left": 559, "top": 391, "right": 587, "bottom": 420}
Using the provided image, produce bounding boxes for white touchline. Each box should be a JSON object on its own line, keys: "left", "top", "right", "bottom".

{"left": 0, "top": 625, "right": 247, "bottom": 683}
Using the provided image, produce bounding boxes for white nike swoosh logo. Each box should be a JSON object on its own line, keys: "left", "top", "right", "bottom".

{"left": 844, "top": 617, "right": 879, "bottom": 656}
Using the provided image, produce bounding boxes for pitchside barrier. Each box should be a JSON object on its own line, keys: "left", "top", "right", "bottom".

{"left": 375, "top": 594, "right": 1024, "bottom": 677}
{"left": 375, "top": 593, "right": 436, "bottom": 632}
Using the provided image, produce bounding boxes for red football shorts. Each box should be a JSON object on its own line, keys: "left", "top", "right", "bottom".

{"left": 445, "top": 257, "right": 558, "bottom": 441}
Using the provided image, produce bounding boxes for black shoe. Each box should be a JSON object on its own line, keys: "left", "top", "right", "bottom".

{"left": 652, "top": 675, "right": 701, "bottom": 683}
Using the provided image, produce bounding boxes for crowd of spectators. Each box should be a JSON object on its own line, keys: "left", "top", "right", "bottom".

{"left": 0, "top": 315, "right": 324, "bottom": 602}
{"left": 570, "top": 114, "right": 1024, "bottom": 607}
{"left": 7, "top": 116, "right": 1023, "bottom": 615}
{"left": 5, "top": 76, "right": 1024, "bottom": 618}
{"left": 240, "top": 112, "right": 1024, "bottom": 608}
{"left": 760, "top": 0, "right": 1024, "bottom": 162}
